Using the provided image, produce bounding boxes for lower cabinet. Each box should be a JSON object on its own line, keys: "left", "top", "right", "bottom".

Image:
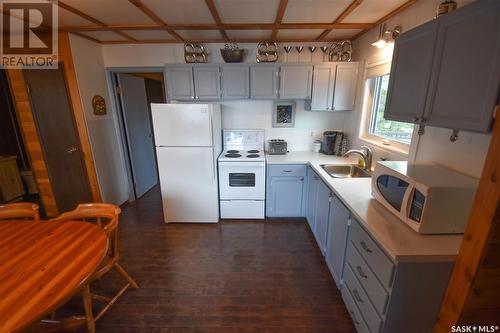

{"left": 326, "top": 195, "right": 351, "bottom": 287}
{"left": 299, "top": 166, "right": 455, "bottom": 333}
{"left": 343, "top": 219, "right": 455, "bottom": 333}
{"left": 305, "top": 168, "right": 320, "bottom": 230}
{"left": 313, "top": 180, "right": 331, "bottom": 254}
{"left": 266, "top": 164, "right": 306, "bottom": 217}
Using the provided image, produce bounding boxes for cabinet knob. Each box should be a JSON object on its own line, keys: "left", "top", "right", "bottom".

{"left": 359, "top": 241, "right": 372, "bottom": 253}
{"left": 191, "top": 96, "right": 195, "bottom": 99}
{"left": 352, "top": 289, "right": 364, "bottom": 303}
{"left": 356, "top": 265, "right": 368, "bottom": 279}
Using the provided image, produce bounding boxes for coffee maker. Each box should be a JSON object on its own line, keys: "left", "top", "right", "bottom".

{"left": 320, "top": 131, "right": 344, "bottom": 156}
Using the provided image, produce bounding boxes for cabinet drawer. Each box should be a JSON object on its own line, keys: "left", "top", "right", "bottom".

{"left": 341, "top": 284, "right": 370, "bottom": 333}
{"left": 268, "top": 164, "right": 306, "bottom": 177}
{"left": 344, "top": 263, "right": 383, "bottom": 333}
{"left": 346, "top": 241, "right": 389, "bottom": 315}
{"left": 350, "top": 219, "right": 395, "bottom": 289}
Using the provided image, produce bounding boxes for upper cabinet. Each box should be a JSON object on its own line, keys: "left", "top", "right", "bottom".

{"left": 310, "top": 62, "right": 359, "bottom": 111}
{"left": 385, "top": 21, "right": 438, "bottom": 123}
{"left": 279, "top": 65, "right": 313, "bottom": 99}
{"left": 165, "top": 65, "right": 221, "bottom": 101}
{"left": 193, "top": 66, "right": 221, "bottom": 100}
{"left": 310, "top": 65, "right": 336, "bottom": 111}
{"left": 250, "top": 64, "right": 279, "bottom": 99}
{"left": 221, "top": 64, "right": 250, "bottom": 100}
{"left": 165, "top": 65, "right": 195, "bottom": 100}
{"left": 424, "top": 0, "right": 500, "bottom": 132}
{"left": 165, "top": 62, "right": 360, "bottom": 105}
{"left": 385, "top": 0, "right": 500, "bottom": 133}
{"left": 333, "top": 63, "right": 359, "bottom": 111}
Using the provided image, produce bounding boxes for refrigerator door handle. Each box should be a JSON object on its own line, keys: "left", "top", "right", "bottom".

{"left": 208, "top": 108, "right": 213, "bottom": 146}
{"left": 211, "top": 151, "right": 216, "bottom": 183}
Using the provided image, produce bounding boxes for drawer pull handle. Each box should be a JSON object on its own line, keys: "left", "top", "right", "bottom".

{"left": 356, "top": 265, "right": 368, "bottom": 279}
{"left": 353, "top": 289, "right": 364, "bottom": 303}
{"left": 283, "top": 170, "right": 292, "bottom": 173}
{"left": 360, "top": 241, "right": 373, "bottom": 253}
{"left": 349, "top": 310, "right": 360, "bottom": 325}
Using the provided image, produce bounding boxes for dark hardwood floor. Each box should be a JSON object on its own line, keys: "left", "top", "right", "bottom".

{"left": 75, "top": 186, "right": 355, "bottom": 332}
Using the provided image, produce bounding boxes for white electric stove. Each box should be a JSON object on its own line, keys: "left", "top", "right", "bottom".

{"left": 218, "top": 129, "right": 266, "bottom": 219}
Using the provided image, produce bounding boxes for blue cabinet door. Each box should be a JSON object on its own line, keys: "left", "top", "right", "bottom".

{"left": 306, "top": 168, "right": 319, "bottom": 230}
{"left": 267, "top": 176, "right": 305, "bottom": 217}
{"left": 314, "top": 180, "right": 331, "bottom": 255}
{"left": 326, "top": 195, "right": 351, "bottom": 288}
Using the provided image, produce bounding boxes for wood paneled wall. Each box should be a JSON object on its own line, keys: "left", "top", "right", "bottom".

{"left": 6, "top": 70, "right": 59, "bottom": 216}
{"left": 434, "top": 114, "right": 500, "bottom": 331}
{"left": 6, "top": 32, "right": 102, "bottom": 216}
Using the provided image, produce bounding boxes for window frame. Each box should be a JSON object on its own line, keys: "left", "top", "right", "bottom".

{"left": 359, "top": 59, "right": 413, "bottom": 155}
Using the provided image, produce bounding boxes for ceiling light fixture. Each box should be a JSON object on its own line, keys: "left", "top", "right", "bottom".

{"left": 371, "top": 24, "right": 402, "bottom": 48}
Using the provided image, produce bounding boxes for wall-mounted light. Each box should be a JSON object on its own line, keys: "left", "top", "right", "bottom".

{"left": 371, "top": 24, "right": 402, "bottom": 48}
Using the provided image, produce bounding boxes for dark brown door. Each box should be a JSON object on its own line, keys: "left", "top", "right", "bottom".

{"left": 23, "top": 67, "right": 92, "bottom": 212}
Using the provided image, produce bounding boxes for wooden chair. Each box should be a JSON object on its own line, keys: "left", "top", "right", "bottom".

{"left": 0, "top": 202, "right": 40, "bottom": 221}
{"left": 51, "top": 203, "right": 138, "bottom": 322}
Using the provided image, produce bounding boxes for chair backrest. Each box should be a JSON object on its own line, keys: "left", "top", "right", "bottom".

{"left": 51, "top": 203, "right": 120, "bottom": 233}
{"left": 0, "top": 202, "right": 40, "bottom": 221}
{"left": 51, "top": 203, "right": 121, "bottom": 256}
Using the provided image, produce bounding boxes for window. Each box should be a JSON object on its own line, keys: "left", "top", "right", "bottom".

{"left": 360, "top": 61, "right": 414, "bottom": 154}
{"left": 368, "top": 74, "right": 413, "bottom": 144}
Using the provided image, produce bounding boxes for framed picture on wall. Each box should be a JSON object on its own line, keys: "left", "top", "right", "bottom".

{"left": 272, "top": 101, "right": 295, "bottom": 128}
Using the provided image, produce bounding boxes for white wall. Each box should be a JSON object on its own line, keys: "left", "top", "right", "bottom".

{"left": 347, "top": 0, "right": 490, "bottom": 178}
{"left": 102, "top": 42, "right": 330, "bottom": 68}
{"left": 221, "top": 100, "right": 347, "bottom": 151}
{"left": 69, "top": 34, "right": 130, "bottom": 205}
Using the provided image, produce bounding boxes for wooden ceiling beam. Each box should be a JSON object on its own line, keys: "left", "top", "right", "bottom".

{"left": 100, "top": 37, "right": 345, "bottom": 45}
{"left": 128, "top": 0, "right": 184, "bottom": 41}
{"left": 352, "top": 0, "right": 418, "bottom": 40}
{"left": 204, "top": 0, "right": 229, "bottom": 41}
{"left": 62, "top": 22, "right": 373, "bottom": 33}
{"left": 57, "top": 1, "right": 136, "bottom": 42}
{"left": 72, "top": 32, "right": 102, "bottom": 44}
{"left": 316, "top": 0, "right": 364, "bottom": 41}
{"left": 271, "top": 0, "right": 288, "bottom": 40}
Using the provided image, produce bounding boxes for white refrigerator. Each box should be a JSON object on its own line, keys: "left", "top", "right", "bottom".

{"left": 151, "top": 103, "right": 222, "bottom": 223}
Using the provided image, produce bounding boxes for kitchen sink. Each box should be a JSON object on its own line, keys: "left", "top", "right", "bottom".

{"left": 320, "top": 164, "right": 371, "bottom": 178}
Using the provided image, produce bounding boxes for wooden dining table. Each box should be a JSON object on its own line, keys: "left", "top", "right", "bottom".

{"left": 0, "top": 220, "right": 108, "bottom": 333}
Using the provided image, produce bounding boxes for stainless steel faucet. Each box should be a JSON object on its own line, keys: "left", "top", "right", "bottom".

{"left": 343, "top": 146, "right": 373, "bottom": 171}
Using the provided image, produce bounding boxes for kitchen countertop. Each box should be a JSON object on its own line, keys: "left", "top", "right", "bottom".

{"left": 266, "top": 151, "right": 463, "bottom": 263}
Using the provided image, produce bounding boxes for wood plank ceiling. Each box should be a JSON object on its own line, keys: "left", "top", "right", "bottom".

{"left": 33, "top": 0, "right": 418, "bottom": 44}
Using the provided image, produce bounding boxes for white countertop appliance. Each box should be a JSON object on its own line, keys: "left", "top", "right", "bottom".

{"left": 372, "top": 161, "right": 478, "bottom": 234}
{"left": 218, "top": 129, "right": 266, "bottom": 219}
{"left": 151, "top": 103, "right": 221, "bottom": 223}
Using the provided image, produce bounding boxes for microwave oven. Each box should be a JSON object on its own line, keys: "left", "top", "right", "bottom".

{"left": 372, "top": 161, "right": 478, "bottom": 234}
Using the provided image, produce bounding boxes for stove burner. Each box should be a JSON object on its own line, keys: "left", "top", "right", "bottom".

{"left": 247, "top": 154, "right": 260, "bottom": 158}
{"left": 227, "top": 150, "right": 240, "bottom": 154}
{"left": 247, "top": 150, "right": 259, "bottom": 153}
{"left": 225, "top": 153, "right": 242, "bottom": 158}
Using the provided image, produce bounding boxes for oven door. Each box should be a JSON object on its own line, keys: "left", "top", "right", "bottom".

{"left": 218, "top": 161, "right": 265, "bottom": 200}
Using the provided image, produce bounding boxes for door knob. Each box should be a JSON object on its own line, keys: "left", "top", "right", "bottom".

{"left": 67, "top": 146, "right": 78, "bottom": 154}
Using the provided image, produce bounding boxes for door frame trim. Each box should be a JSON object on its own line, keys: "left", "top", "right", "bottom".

{"left": 105, "top": 66, "right": 165, "bottom": 202}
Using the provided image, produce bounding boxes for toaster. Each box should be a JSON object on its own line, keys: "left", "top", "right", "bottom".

{"left": 268, "top": 139, "right": 288, "bottom": 155}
